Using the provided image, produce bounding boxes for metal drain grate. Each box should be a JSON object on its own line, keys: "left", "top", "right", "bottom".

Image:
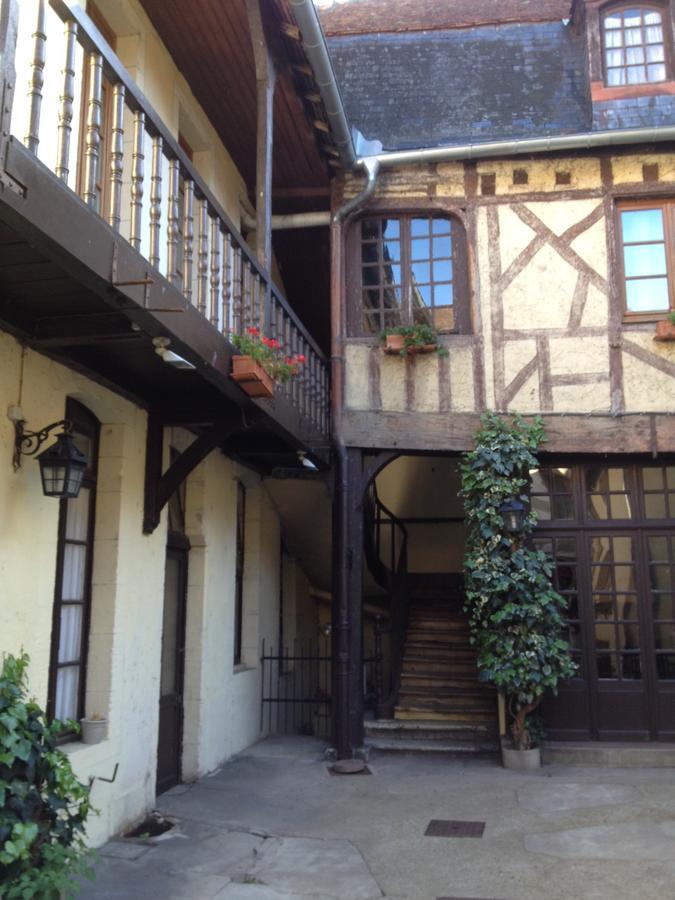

{"left": 425, "top": 820, "right": 485, "bottom": 838}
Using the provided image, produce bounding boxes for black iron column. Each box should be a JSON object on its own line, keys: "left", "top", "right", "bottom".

{"left": 332, "top": 445, "right": 364, "bottom": 758}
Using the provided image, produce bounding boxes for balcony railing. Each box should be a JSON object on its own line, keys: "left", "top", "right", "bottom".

{"left": 7, "top": 0, "right": 329, "bottom": 439}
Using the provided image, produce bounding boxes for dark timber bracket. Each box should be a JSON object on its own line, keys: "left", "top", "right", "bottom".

{"left": 143, "top": 416, "right": 240, "bottom": 534}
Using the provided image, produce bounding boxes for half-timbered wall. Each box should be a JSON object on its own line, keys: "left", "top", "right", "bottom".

{"left": 338, "top": 151, "right": 675, "bottom": 429}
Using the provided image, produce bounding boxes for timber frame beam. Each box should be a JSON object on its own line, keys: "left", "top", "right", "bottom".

{"left": 143, "top": 416, "right": 244, "bottom": 534}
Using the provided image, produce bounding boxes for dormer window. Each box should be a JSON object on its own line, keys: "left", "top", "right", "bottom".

{"left": 603, "top": 6, "right": 669, "bottom": 86}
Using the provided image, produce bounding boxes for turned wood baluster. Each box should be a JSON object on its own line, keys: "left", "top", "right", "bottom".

{"left": 242, "top": 262, "right": 252, "bottom": 330}
{"left": 82, "top": 53, "right": 103, "bottom": 209}
{"left": 182, "top": 178, "right": 194, "bottom": 302}
{"left": 232, "top": 246, "right": 243, "bottom": 335}
{"left": 196, "top": 199, "right": 209, "bottom": 315}
{"left": 107, "top": 83, "right": 125, "bottom": 230}
{"left": 148, "top": 135, "right": 163, "bottom": 267}
{"left": 25, "top": 0, "right": 46, "bottom": 154}
{"left": 55, "top": 19, "right": 77, "bottom": 181}
{"left": 210, "top": 218, "right": 221, "bottom": 327}
{"left": 166, "top": 158, "right": 180, "bottom": 284}
{"left": 222, "top": 233, "right": 232, "bottom": 334}
{"left": 129, "top": 110, "right": 145, "bottom": 250}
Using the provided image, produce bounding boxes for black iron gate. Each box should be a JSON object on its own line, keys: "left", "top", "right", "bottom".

{"left": 260, "top": 636, "right": 380, "bottom": 736}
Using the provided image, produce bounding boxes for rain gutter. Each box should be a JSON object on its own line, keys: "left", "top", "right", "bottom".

{"left": 289, "top": 0, "right": 356, "bottom": 168}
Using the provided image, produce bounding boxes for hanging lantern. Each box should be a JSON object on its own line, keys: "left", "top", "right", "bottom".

{"left": 36, "top": 432, "right": 88, "bottom": 498}
{"left": 499, "top": 497, "right": 527, "bottom": 534}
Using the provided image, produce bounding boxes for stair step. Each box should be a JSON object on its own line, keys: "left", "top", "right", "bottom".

{"left": 406, "top": 635, "right": 471, "bottom": 648}
{"left": 366, "top": 738, "right": 499, "bottom": 755}
{"left": 395, "top": 707, "right": 496, "bottom": 723}
{"left": 365, "top": 718, "right": 497, "bottom": 739}
{"left": 403, "top": 661, "right": 478, "bottom": 676}
{"left": 398, "top": 690, "right": 495, "bottom": 708}
{"left": 407, "top": 618, "right": 468, "bottom": 629}
{"left": 400, "top": 674, "right": 483, "bottom": 689}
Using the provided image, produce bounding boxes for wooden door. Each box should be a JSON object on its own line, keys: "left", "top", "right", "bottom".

{"left": 534, "top": 462, "right": 675, "bottom": 741}
{"left": 156, "top": 546, "right": 188, "bottom": 794}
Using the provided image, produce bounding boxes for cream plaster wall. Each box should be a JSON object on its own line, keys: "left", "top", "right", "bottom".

{"left": 342, "top": 153, "right": 675, "bottom": 422}
{"left": 0, "top": 332, "right": 309, "bottom": 846}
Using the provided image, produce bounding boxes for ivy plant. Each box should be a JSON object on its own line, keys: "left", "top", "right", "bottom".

{"left": 0, "top": 653, "right": 94, "bottom": 899}
{"left": 460, "top": 412, "right": 577, "bottom": 750}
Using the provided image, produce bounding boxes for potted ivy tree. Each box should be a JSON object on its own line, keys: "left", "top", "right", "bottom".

{"left": 460, "top": 413, "right": 577, "bottom": 769}
{"left": 380, "top": 323, "right": 449, "bottom": 357}
{"left": 0, "top": 652, "right": 95, "bottom": 897}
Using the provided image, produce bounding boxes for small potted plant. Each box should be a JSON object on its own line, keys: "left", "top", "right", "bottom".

{"left": 229, "top": 327, "right": 306, "bottom": 397}
{"left": 654, "top": 311, "right": 675, "bottom": 342}
{"left": 380, "top": 323, "right": 449, "bottom": 357}
{"left": 80, "top": 712, "right": 108, "bottom": 744}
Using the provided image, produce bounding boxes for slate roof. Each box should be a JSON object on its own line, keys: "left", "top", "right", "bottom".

{"left": 327, "top": 21, "right": 592, "bottom": 150}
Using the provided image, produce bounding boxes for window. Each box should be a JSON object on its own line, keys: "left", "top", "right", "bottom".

{"left": 617, "top": 200, "right": 675, "bottom": 318}
{"left": 47, "top": 400, "right": 99, "bottom": 726}
{"left": 233, "top": 482, "right": 246, "bottom": 665}
{"left": 602, "top": 5, "right": 669, "bottom": 86}
{"left": 352, "top": 214, "right": 469, "bottom": 335}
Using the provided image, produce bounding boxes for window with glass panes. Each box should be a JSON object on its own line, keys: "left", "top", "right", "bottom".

{"left": 602, "top": 6, "right": 669, "bottom": 86}
{"left": 618, "top": 201, "right": 675, "bottom": 317}
{"left": 47, "top": 400, "right": 99, "bottom": 727}
{"left": 355, "top": 214, "right": 467, "bottom": 335}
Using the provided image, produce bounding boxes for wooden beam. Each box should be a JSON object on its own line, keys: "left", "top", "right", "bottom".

{"left": 245, "top": 0, "right": 275, "bottom": 273}
{"left": 342, "top": 410, "right": 675, "bottom": 456}
{"left": 143, "top": 417, "right": 240, "bottom": 534}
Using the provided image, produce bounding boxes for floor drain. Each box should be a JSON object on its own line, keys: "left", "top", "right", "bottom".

{"left": 425, "top": 820, "right": 485, "bottom": 838}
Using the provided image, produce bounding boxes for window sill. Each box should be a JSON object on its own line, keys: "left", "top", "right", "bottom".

{"left": 233, "top": 663, "right": 256, "bottom": 675}
{"left": 60, "top": 736, "right": 114, "bottom": 763}
{"left": 622, "top": 314, "right": 672, "bottom": 326}
{"left": 591, "top": 80, "right": 675, "bottom": 102}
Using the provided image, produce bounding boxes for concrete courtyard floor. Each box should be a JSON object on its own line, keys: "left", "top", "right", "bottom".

{"left": 81, "top": 735, "right": 675, "bottom": 900}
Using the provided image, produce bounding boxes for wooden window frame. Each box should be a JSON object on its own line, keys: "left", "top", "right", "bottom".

{"left": 600, "top": 2, "right": 673, "bottom": 87}
{"left": 47, "top": 399, "right": 100, "bottom": 731}
{"left": 347, "top": 209, "right": 471, "bottom": 337}
{"left": 615, "top": 197, "right": 675, "bottom": 322}
{"left": 233, "top": 481, "right": 246, "bottom": 666}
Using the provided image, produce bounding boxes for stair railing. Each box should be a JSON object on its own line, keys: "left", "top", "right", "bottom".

{"left": 364, "top": 483, "right": 409, "bottom": 718}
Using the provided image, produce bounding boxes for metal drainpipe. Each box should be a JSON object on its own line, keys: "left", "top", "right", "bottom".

{"left": 240, "top": 210, "right": 332, "bottom": 231}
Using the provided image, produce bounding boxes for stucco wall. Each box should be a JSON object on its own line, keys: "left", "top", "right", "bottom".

{"left": 340, "top": 152, "right": 675, "bottom": 421}
{"left": 0, "top": 332, "right": 305, "bottom": 846}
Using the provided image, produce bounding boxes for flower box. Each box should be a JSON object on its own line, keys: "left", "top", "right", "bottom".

{"left": 230, "top": 355, "right": 274, "bottom": 398}
{"left": 384, "top": 333, "right": 405, "bottom": 354}
{"left": 654, "top": 319, "right": 675, "bottom": 342}
{"left": 406, "top": 343, "right": 437, "bottom": 355}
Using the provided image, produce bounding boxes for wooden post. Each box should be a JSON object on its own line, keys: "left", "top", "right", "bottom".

{"left": 182, "top": 178, "right": 195, "bottom": 302}
{"left": 55, "top": 19, "right": 77, "bottom": 182}
{"left": 149, "top": 134, "right": 163, "bottom": 267}
{"left": 0, "top": 0, "right": 19, "bottom": 166}
{"left": 107, "top": 82, "right": 125, "bottom": 229}
{"left": 25, "top": 0, "right": 46, "bottom": 154}
{"left": 166, "top": 157, "right": 180, "bottom": 284}
{"left": 332, "top": 447, "right": 365, "bottom": 758}
{"left": 196, "top": 199, "right": 209, "bottom": 315}
{"left": 130, "top": 110, "right": 145, "bottom": 250}
{"left": 82, "top": 52, "right": 103, "bottom": 209}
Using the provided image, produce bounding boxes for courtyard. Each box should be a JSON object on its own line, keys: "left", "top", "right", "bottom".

{"left": 81, "top": 736, "right": 675, "bottom": 900}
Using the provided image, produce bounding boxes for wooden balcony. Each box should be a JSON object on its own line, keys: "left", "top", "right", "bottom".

{"left": 0, "top": 0, "right": 330, "bottom": 466}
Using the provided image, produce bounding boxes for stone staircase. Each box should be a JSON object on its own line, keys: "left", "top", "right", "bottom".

{"left": 365, "top": 581, "right": 499, "bottom": 755}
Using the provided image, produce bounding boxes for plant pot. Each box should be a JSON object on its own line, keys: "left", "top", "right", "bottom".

{"left": 80, "top": 717, "right": 107, "bottom": 745}
{"left": 230, "top": 355, "right": 274, "bottom": 397}
{"left": 407, "top": 343, "right": 437, "bottom": 355}
{"left": 384, "top": 334, "right": 405, "bottom": 354}
{"left": 654, "top": 320, "right": 675, "bottom": 342}
{"left": 501, "top": 741, "right": 541, "bottom": 770}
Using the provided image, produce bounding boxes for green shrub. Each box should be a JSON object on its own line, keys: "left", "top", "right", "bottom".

{"left": 0, "top": 653, "right": 94, "bottom": 899}
{"left": 460, "top": 413, "right": 577, "bottom": 750}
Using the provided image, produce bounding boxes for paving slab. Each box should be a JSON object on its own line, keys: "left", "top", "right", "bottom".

{"left": 517, "top": 782, "right": 640, "bottom": 813}
{"left": 80, "top": 735, "right": 675, "bottom": 900}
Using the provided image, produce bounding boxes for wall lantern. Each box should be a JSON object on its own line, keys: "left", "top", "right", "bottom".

{"left": 13, "top": 418, "right": 88, "bottom": 499}
{"left": 499, "top": 497, "right": 527, "bottom": 535}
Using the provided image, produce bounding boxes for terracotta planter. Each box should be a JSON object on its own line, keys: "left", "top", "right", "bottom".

{"left": 501, "top": 741, "right": 541, "bottom": 771}
{"left": 80, "top": 717, "right": 107, "bottom": 745}
{"left": 384, "top": 333, "right": 405, "bottom": 354}
{"left": 654, "top": 320, "right": 675, "bottom": 342}
{"left": 407, "top": 343, "right": 438, "bottom": 355}
{"left": 230, "top": 355, "right": 274, "bottom": 398}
